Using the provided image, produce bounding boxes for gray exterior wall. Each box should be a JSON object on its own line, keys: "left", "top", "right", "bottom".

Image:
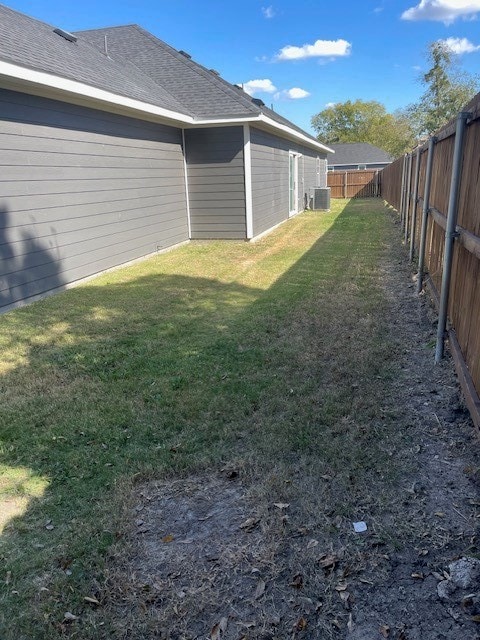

{"left": 250, "top": 127, "right": 326, "bottom": 238}
{"left": 184, "top": 126, "right": 246, "bottom": 239}
{"left": 0, "top": 88, "right": 188, "bottom": 311}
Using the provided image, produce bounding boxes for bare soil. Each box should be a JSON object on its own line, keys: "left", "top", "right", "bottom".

{"left": 101, "top": 209, "right": 480, "bottom": 640}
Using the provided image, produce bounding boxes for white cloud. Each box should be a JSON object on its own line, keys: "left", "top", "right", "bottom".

{"left": 285, "top": 87, "right": 311, "bottom": 99}
{"left": 262, "top": 5, "right": 275, "bottom": 18}
{"left": 373, "top": 6, "right": 384, "bottom": 12}
{"left": 242, "top": 79, "right": 277, "bottom": 96}
{"left": 276, "top": 38, "right": 351, "bottom": 61}
{"left": 325, "top": 102, "right": 336, "bottom": 108}
{"left": 274, "top": 87, "right": 311, "bottom": 100}
{"left": 402, "top": 0, "right": 480, "bottom": 25}
{"left": 439, "top": 36, "right": 480, "bottom": 53}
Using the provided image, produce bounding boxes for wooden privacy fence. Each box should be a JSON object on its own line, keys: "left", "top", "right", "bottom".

{"left": 382, "top": 92, "right": 480, "bottom": 430}
{"left": 327, "top": 169, "right": 381, "bottom": 198}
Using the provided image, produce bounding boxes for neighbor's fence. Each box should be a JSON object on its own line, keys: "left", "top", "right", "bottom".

{"left": 382, "top": 92, "right": 480, "bottom": 430}
{"left": 327, "top": 169, "right": 381, "bottom": 199}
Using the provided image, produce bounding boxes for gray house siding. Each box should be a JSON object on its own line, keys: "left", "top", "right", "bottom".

{"left": 0, "top": 88, "right": 188, "bottom": 311}
{"left": 184, "top": 127, "right": 246, "bottom": 239}
{"left": 250, "top": 127, "right": 326, "bottom": 238}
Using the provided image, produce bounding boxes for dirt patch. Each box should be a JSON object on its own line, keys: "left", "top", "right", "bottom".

{"left": 99, "top": 207, "right": 480, "bottom": 640}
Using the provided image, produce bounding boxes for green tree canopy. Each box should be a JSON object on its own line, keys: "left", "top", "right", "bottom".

{"left": 405, "top": 41, "right": 478, "bottom": 137}
{"left": 311, "top": 99, "right": 415, "bottom": 158}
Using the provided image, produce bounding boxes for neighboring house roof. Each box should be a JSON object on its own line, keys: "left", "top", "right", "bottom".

{"left": 327, "top": 143, "right": 393, "bottom": 166}
{"left": 0, "top": 4, "right": 332, "bottom": 152}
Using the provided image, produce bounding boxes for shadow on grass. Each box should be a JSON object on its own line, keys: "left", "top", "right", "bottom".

{"left": 0, "top": 199, "right": 396, "bottom": 637}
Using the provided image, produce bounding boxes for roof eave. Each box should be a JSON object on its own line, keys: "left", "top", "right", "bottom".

{"left": 0, "top": 59, "right": 195, "bottom": 126}
{"left": 0, "top": 60, "right": 333, "bottom": 152}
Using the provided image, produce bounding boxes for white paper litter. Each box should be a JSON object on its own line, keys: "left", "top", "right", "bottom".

{"left": 353, "top": 521, "right": 367, "bottom": 533}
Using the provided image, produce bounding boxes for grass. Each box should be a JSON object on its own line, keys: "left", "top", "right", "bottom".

{"left": 0, "top": 199, "right": 405, "bottom": 638}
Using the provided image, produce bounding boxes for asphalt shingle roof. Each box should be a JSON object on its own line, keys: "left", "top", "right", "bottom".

{"left": 76, "top": 25, "right": 261, "bottom": 120}
{"left": 327, "top": 143, "right": 393, "bottom": 165}
{"left": 0, "top": 4, "right": 189, "bottom": 115}
{"left": 0, "top": 4, "right": 324, "bottom": 147}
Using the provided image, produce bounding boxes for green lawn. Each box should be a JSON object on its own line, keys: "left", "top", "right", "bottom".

{"left": 0, "top": 199, "right": 400, "bottom": 638}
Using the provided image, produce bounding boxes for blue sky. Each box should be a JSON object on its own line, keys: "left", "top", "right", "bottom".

{"left": 5, "top": 0, "right": 480, "bottom": 134}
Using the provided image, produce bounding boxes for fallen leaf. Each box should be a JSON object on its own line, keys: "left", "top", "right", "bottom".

{"left": 471, "top": 615, "right": 480, "bottom": 623}
{"left": 411, "top": 572, "right": 424, "bottom": 580}
{"left": 434, "top": 512, "right": 445, "bottom": 518}
{"left": 307, "top": 539, "right": 319, "bottom": 550}
{"left": 254, "top": 579, "right": 266, "bottom": 599}
{"left": 339, "top": 591, "right": 351, "bottom": 610}
{"left": 290, "top": 573, "right": 303, "bottom": 589}
{"left": 432, "top": 572, "right": 444, "bottom": 581}
{"left": 274, "top": 503, "right": 290, "bottom": 509}
{"left": 239, "top": 517, "right": 260, "bottom": 532}
{"left": 63, "top": 612, "right": 77, "bottom": 622}
{"left": 162, "top": 534, "right": 174, "bottom": 543}
{"left": 347, "top": 613, "right": 354, "bottom": 632}
{"left": 379, "top": 624, "right": 390, "bottom": 638}
{"left": 5, "top": 571, "right": 11, "bottom": 585}
{"left": 45, "top": 524, "right": 54, "bottom": 531}
{"left": 335, "top": 582, "right": 348, "bottom": 592}
{"left": 318, "top": 553, "right": 338, "bottom": 570}
{"left": 84, "top": 596, "right": 100, "bottom": 605}
{"left": 295, "top": 617, "right": 307, "bottom": 631}
{"left": 210, "top": 617, "right": 228, "bottom": 639}
{"left": 359, "top": 578, "right": 374, "bottom": 585}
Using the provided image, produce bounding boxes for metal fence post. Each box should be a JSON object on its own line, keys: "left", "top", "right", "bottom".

{"left": 404, "top": 153, "right": 412, "bottom": 244}
{"left": 409, "top": 147, "right": 421, "bottom": 262}
{"left": 435, "top": 112, "right": 471, "bottom": 363}
{"left": 417, "top": 136, "right": 436, "bottom": 294}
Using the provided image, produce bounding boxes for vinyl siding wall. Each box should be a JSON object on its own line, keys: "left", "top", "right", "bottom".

{"left": 0, "top": 88, "right": 188, "bottom": 311}
{"left": 184, "top": 126, "right": 246, "bottom": 239}
{"left": 250, "top": 127, "right": 326, "bottom": 238}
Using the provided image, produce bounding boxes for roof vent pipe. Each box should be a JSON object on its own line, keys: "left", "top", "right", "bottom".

{"left": 178, "top": 50, "right": 191, "bottom": 59}
{"left": 53, "top": 27, "right": 77, "bottom": 43}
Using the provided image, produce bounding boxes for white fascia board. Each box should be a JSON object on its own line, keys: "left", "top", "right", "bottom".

{"left": 243, "top": 124, "right": 254, "bottom": 240}
{"left": 0, "top": 60, "right": 195, "bottom": 126}
{"left": 257, "top": 114, "right": 334, "bottom": 154}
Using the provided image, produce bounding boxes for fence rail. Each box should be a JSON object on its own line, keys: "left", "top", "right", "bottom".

{"left": 382, "top": 93, "right": 480, "bottom": 430}
{"left": 327, "top": 170, "right": 381, "bottom": 198}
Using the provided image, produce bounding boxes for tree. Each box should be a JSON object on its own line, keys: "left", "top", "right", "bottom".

{"left": 311, "top": 99, "right": 415, "bottom": 158}
{"left": 407, "top": 41, "right": 478, "bottom": 137}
